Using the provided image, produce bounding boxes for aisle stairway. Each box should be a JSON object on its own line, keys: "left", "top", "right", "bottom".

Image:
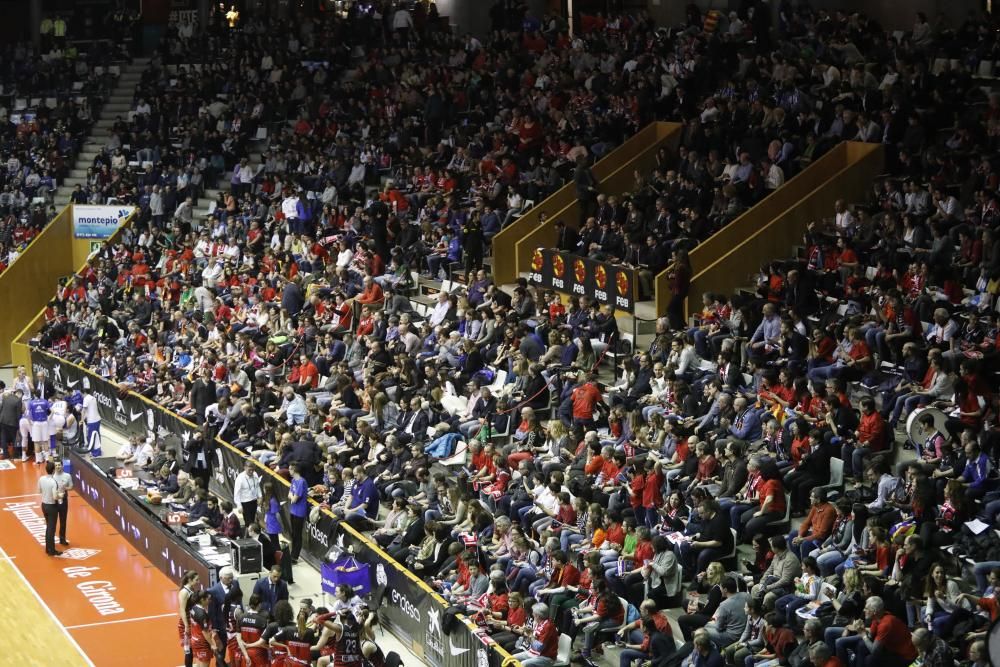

{"left": 52, "top": 58, "right": 148, "bottom": 209}
{"left": 50, "top": 57, "right": 264, "bottom": 219}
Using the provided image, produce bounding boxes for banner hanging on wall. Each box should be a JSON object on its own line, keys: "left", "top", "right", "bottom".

{"left": 72, "top": 205, "right": 135, "bottom": 239}
{"left": 527, "top": 247, "right": 637, "bottom": 313}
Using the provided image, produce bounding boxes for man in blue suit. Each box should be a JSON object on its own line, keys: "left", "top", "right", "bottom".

{"left": 206, "top": 566, "right": 242, "bottom": 645}
{"left": 252, "top": 565, "right": 289, "bottom": 616}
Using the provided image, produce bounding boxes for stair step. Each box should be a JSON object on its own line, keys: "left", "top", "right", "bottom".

{"left": 69, "top": 168, "right": 89, "bottom": 179}
{"left": 63, "top": 177, "right": 87, "bottom": 186}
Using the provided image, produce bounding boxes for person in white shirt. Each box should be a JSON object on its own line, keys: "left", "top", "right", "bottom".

{"left": 904, "top": 181, "right": 931, "bottom": 217}
{"left": 233, "top": 459, "right": 262, "bottom": 525}
{"left": 428, "top": 292, "right": 452, "bottom": 328}
{"left": 335, "top": 239, "right": 353, "bottom": 269}
{"left": 392, "top": 8, "right": 413, "bottom": 36}
{"left": 931, "top": 188, "right": 964, "bottom": 223}
{"left": 149, "top": 185, "right": 164, "bottom": 225}
{"left": 833, "top": 199, "right": 855, "bottom": 237}
{"left": 174, "top": 197, "right": 194, "bottom": 225}
{"left": 82, "top": 388, "right": 102, "bottom": 455}
{"left": 281, "top": 193, "right": 301, "bottom": 232}
{"left": 236, "top": 159, "right": 255, "bottom": 197}
{"left": 134, "top": 437, "right": 155, "bottom": 468}
{"left": 763, "top": 158, "right": 785, "bottom": 191}
{"left": 116, "top": 435, "right": 139, "bottom": 463}
{"left": 347, "top": 160, "right": 367, "bottom": 190}
{"left": 201, "top": 257, "right": 223, "bottom": 289}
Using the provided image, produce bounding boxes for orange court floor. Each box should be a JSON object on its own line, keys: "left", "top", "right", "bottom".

{"left": 0, "top": 458, "right": 183, "bottom": 667}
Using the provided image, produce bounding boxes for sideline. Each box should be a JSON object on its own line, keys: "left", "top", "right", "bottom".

{"left": 65, "top": 612, "right": 177, "bottom": 630}
{"left": 0, "top": 543, "right": 96, "bottom": 667}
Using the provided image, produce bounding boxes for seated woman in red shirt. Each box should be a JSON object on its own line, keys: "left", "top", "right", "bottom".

{"left": 486, "top": 591, "right": 529, "bottom": 653}
{"left": 572, "top": 578, "right": 624, "bottom": 661}
{"left": 739, "top": 461, "right": 786, "bottom": 543}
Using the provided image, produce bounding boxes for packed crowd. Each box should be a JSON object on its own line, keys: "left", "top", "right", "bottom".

{"left": 0, "top": 43, "right": 119, "bottom": 273}
{"left": 16, "top": 2, "right": 1000, "bottom": 667}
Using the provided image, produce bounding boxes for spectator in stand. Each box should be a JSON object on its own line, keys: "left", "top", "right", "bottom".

{"left": 24, "top": 6, "right": 1000, "bottom": 663}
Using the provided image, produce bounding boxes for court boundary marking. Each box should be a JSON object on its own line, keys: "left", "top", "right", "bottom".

{"left": 0, "top": 492, "right": 41, "bottom": 500}
{"left": 0, "top": 544, "right": 96, "bottom": 667}
{"left": 65, "top": 612, "right": 177, "bottom": 630}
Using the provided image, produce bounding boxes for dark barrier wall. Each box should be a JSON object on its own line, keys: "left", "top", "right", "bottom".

{"left": 31, "top": 349, "right": 516, "bottom": 667}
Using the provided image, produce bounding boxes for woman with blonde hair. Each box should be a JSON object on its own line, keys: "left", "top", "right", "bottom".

{"left": 539, "top": 420, "right": 570, "bottom": 473}
{"left": 486, "top": 591, "right": 529, "bottom": 651}
{"left": 677, "top": 561, "right": 727, "bottom": 640}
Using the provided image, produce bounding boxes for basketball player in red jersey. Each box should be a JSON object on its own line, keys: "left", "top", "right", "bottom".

{"left": 222, "top": 588, "right": 245, "bottom": 667}
{"left": 262, "top": 600, "right": 295, "bottom": 667}
{"left": 235, "top": 594, "right": 270, "bottom": 667}
{"left": 189, "top": 590, "right": 220, "bottom": 667}
{"left": 177, "top": 571, "right": 202, "bottom": 667}
{"left": 313, "top": 607, "right": 364, "bottom": 667}
{"left": 270, "top": 607, "right": 316, "bottom": 666}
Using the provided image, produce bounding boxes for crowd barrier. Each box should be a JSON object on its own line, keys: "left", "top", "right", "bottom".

{"left": 492, "top": 122, "right": 682, "bottom": 285}
{"left": 30, "top": 348, "right": 519, "bottom": 667}
{"left": 653, "top": 141, "right": 885, "bottom": 318}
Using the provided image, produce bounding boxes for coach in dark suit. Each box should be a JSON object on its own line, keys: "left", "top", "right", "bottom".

{"left": 206, "top": 566, "right": 242, "bottom": 643}
{"left": 252, "top": 566, "right": 289, "bottom": 615}
{"left": 34, "top": 371, "right": 55, "bottom": 400}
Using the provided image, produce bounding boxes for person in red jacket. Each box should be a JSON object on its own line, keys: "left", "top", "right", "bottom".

{"left": 571, "top": 373, "right": 605, "bottom": 428}
{"left": 842, "top": 396, "right": 887, "bottom": 480}
{"left": 513, "top": 603, "right": 559, "bottom": 665}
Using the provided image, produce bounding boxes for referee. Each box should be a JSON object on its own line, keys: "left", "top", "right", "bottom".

{"left": 53, "top": 459, "right": 73, "bottom": 546}
{"left": 38, "top": 460, "right": 62, "bottom": 556}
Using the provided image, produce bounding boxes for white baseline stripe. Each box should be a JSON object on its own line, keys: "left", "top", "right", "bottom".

{"left": 0, "top": 544, "right": 96, "bottom": 667}
{"left": 0, "top": 493, "right": 41, "bottom": 500}
{"left": 65, "top": 612, "right": 177, "bottom": 630}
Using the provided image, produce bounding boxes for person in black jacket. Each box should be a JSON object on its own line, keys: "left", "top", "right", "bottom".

{"left": 778, "top": 318, "right": 809, "bottom": 375}
{"left": 183, "top": 428, "right": 215, "bottom": 491}
{"left": 784, "top": 429, "right": 831, "bottom": 514}
{"left": 554, "top": 219, "right": 579, "bottom": 253}
{"left": 784, "top": 269, "right": 818, "bottom": 316}
{"left": 462, "top": 211, "right": 484, "bottom": 279}
{"left": 189, "top": 369, "right": 218, "bottom": 426}
{"left": 573, "top": 154, "right": 598, "bottom": 224}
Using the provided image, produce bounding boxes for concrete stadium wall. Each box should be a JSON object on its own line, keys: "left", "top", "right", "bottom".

{"left": 0, "top": 206, "right": 75, "bottom": 368}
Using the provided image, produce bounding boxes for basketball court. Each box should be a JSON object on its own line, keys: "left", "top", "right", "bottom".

{"left": 0, "top": 459, "right": 181, "bottom": 666}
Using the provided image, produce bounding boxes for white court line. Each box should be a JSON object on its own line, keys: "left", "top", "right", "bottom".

{"left": 0, "top": 493, "right": 41, "bottom": 501}
{"left": 0, "top": 544, "right": 96, "bottom": 667}
{"left": 65, "top": 612, "right": 177, "bottom": 630}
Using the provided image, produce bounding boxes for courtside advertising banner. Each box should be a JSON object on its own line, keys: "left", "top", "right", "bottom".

{"left": 72, "top": 205, "right": 135, "bottom": 239}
